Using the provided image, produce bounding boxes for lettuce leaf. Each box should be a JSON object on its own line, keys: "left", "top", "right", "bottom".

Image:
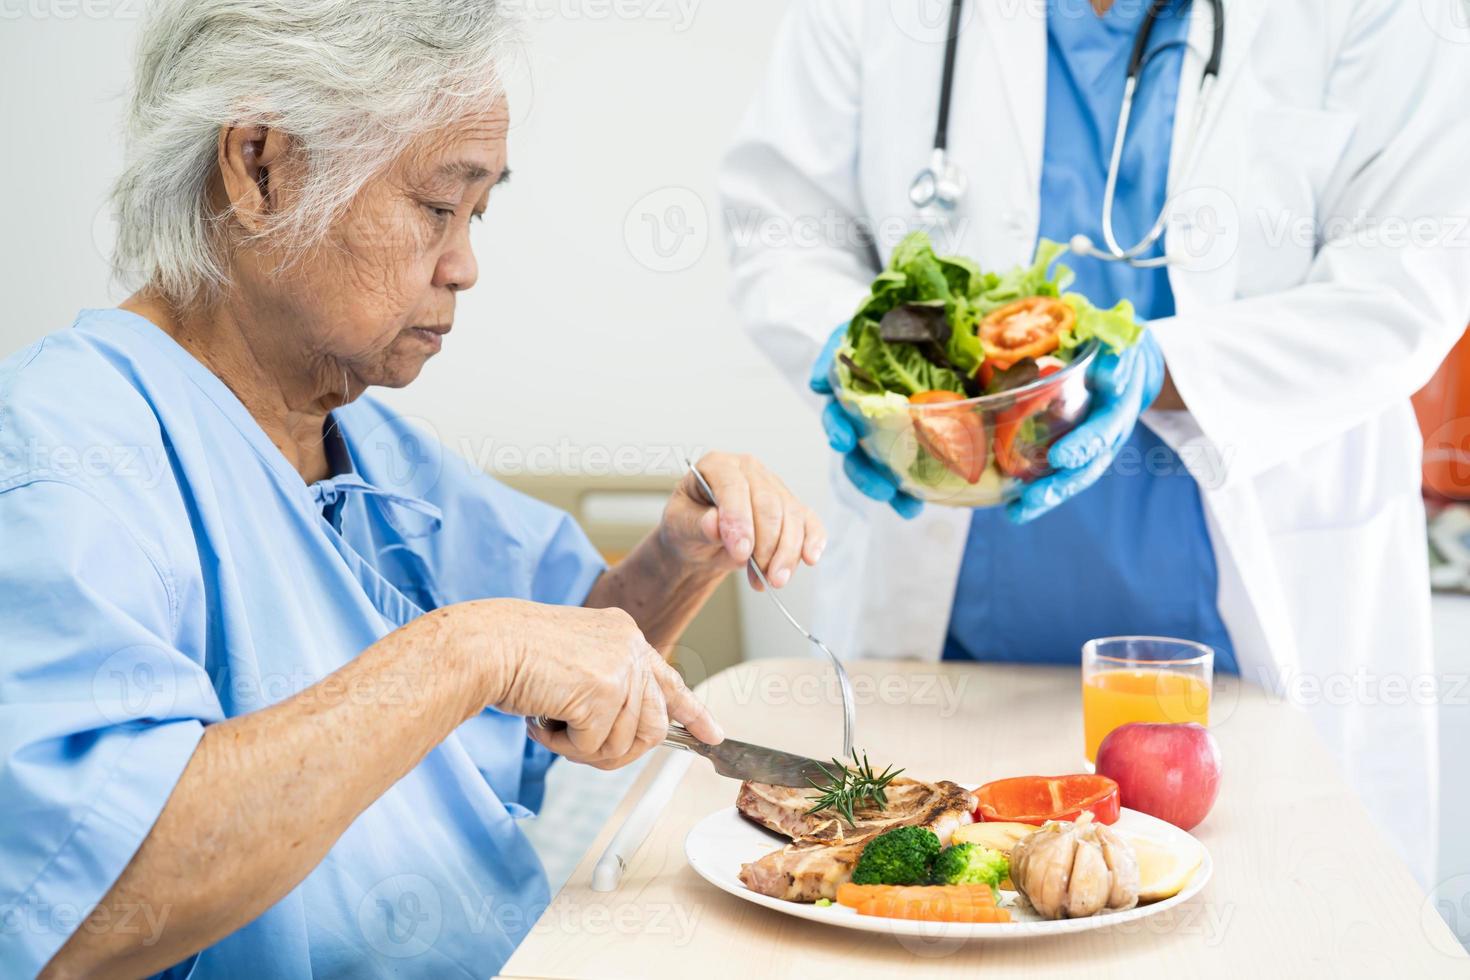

{"left": 937, "top": 254, "right": 986, "bottom": 298}
{"left": 832, "top": 362, "right": 913, "bottom": 420}
{"left": 971, "top": 238, "right": 1074, "bottom": 314}
{"left": 1061, "top": 295, "right": 1142, "bottom": 355}
{"left": 890, "top": 232, "right": 951, "bottom": 296}
{"left": 945, "top": 295, "right": 984, "bottom": 374}
{"left": 845, "top": 232, "right": 982, "bottom": 387}
{"left": 850, "top": 319, "right": 964, "bottom": 396}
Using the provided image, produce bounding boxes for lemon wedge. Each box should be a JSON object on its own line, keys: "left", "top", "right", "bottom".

{"left": 1124, "top": 833, "right": 1204, "bottom": 903}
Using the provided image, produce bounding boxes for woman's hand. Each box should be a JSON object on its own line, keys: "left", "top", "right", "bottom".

{"left": 580, "top": 453, "right": 825, "bottom": 655}
{"left": 468, "top": 599, "right": 723, "bottom": 769}
{"left": 659, "top": 452, "right": 827, "bottom": 591}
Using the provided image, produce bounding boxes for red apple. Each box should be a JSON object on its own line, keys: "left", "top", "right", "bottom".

{"left": 1095, "top": 722, "right": 1221, "bottom": 831}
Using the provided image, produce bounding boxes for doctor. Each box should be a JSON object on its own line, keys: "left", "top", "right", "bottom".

{"left": 721, "top": 0, "right": 1470, "bottom": 884}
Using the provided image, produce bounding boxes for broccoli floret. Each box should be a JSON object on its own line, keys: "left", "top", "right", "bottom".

{"left": 931, "top": 843, "right": 1009, "bottom": 891}
{"left": 851, "top": 826, "right": 942, "bottom": 885}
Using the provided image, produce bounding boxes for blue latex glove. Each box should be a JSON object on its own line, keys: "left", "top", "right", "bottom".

{"left": 1006, "top": 330, "right": 1166, "bottom": 525}
{"left": 810, "top": 325, "right": 925, "bottom": 519}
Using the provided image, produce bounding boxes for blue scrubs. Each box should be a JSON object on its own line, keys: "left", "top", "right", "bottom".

{"left": 945, "top": 0, "right": 1236, "bottom": 670}
{"left": 0, "top": 309, "right": 607, "bottom": 977}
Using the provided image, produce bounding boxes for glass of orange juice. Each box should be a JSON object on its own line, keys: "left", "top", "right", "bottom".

{"left": 1082, "top": 636, "right": 1213, "bottom": 766}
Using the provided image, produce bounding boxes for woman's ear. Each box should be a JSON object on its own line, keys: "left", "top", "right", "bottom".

{"left": 217, "top": 125, "right": 291, "bottom": 232}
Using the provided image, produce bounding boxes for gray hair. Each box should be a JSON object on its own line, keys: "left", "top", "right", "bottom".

{"left": 111, "top": 0, "right": 521, "bottom": 306}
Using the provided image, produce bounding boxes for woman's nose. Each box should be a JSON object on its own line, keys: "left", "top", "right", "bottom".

{"left": 434, "top": 233, "right": 479, "bottom": 292}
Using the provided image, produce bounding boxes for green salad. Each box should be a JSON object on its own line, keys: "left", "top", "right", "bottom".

{"left": 832, "top": 233, "right": 1143, "bottom": 491}
{"left": 836, "top": 232, "right": 1140, "bottom": 412}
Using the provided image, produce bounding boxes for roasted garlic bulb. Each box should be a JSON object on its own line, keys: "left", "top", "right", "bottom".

{"left": 1010, "top": 812, "right": 1139, "bottom": 919}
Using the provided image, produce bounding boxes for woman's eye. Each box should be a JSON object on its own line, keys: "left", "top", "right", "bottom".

{"left": 425, "top": 204, "right": 456, "bottom": 222}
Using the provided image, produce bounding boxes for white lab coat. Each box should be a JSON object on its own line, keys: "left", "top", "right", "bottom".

{"left": 720, "top": 0, "right": 1470, "bottom": 885}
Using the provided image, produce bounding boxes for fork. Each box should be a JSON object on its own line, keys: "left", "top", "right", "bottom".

{"left": 681, "top": 456, "right": 856, "bottom": 757}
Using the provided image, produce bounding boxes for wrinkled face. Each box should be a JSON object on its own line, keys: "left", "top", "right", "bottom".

{"left": 239, "top": 100, "right": 508, "bottom": 391}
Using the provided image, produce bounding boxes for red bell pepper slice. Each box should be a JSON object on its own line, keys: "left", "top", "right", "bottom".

{"left": 990, "top": 361, "right": 1062, "bottom": 479}
{"left": 973, "top": 774, "right": 1121, "bottom": 825}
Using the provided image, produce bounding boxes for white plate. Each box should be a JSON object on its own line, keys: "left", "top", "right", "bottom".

{"left": 684, "top": 806, "right": 1212, "bottom": 939}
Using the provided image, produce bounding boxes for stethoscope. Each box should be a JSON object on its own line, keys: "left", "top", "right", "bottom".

{"left": 909, "top": 0, "right": 1225, "bottom": 268}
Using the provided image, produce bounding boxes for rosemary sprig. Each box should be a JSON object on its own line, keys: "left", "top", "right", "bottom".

{"left": 804, "top": 751, "right": 904, "bottom": 826}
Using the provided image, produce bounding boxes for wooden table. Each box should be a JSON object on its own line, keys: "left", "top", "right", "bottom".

{"left": 500, "top": 659, "right": 1467, "bottom": 978}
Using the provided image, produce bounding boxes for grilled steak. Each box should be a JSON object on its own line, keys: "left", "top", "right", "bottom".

{"left": 736, "top": 778, "right": 976, "bottom": 902}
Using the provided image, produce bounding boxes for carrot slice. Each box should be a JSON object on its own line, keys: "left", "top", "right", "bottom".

{"left": 836, "top": 883, "right": 887, "bottom": 907}
{"left": 855, "top": 898, "right": 1010, "bottom": 922}
{"left": 844, "top": 884, "right": 1008, "bottom": 923}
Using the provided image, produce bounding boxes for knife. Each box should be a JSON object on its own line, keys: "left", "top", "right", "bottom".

{"left": 530, "top": 716, "right": 831, "bottom": 788}
{"left": 663, "top": 723, "right": 834, "bottom": 787}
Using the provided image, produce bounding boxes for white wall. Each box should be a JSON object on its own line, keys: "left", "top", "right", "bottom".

{"left": 0, "top": 4, "right": 141, "bottom": 327}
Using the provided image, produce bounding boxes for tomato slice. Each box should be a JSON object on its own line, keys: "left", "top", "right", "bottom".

{"left": 973, "top": 774, "right": 1121, "bottom": 825}
{"left": 909, "top": 391, "right": 987, "bottom": 484}
{"left": 1034, "top": 357, "right": 1066, "bottom": 376}
{"left": 980, "top": 298, "right": 1075, "bottom": 371}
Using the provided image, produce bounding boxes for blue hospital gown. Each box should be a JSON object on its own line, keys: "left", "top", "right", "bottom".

{"left": 0, "top": 308, "right": 606, "bottom": 977}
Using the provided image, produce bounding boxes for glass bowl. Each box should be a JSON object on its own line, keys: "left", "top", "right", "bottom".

{"left": 830, "top": 343, "right": 1098, "bottom": 507}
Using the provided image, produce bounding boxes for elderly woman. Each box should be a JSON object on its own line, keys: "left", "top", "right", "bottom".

{"left": 0, "top": 2, "right": 826, "bottom": 977}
